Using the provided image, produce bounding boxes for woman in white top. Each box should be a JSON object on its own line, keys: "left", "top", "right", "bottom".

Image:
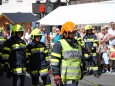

{"left": 97, "top": 26, "right": 109, "bottom": 71}
{"left": 102, "top": 44, "right": 110, "bottom": 73}
{"left": 108, "top": 22, "right": 115, "bottom": 47}
{"left": 24, "top": 28, "right": 32, "bottom": 45}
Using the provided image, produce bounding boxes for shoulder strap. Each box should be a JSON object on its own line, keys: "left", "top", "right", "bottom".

{"left": 101, "top": 34, "right": 106, "bottom": 40}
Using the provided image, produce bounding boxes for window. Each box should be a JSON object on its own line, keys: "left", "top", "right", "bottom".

{"left": 17, "top": 0, "right": 23, "bottom": 2}
{"left": 3, "top": 0, "right": 9, "bottom": 3}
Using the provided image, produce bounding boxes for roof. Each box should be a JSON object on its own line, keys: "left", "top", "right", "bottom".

{"left": 2, "top": 13, "right": 38, "bottom": 23}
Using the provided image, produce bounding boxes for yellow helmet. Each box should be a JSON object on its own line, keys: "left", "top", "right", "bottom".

{"left": 31, "top": 28, "right": 42, "bottom": 39}
{"left": 11, "top": 24, "right": 24, "bottom": 37}
{"left": 60, "top": 21, "right": 78, "bottom": 37}
{"left": 12, "top": 24, "right": 24, "bottom": 32}
{"left": 85, "top": 25, "right": 93, "bottom": 31}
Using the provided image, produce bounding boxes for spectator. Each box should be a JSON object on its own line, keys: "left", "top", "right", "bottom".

{"left": 109, "top": 40, "right": 115, "bottom": 73}
{"left": 40, "top": 27, "right": 46, "bottom": 44}
{"left": 24, "top": 28, "right": 32, "bottom": 45}
{"left": 39, "top": 27, "right": 48, "bottom": 44}
{"left": 92, "top": 27, "right": 100, "bottom": 44}
{"left": 97, "top": 26, "right": 108, "bottom": 54}
{"left": 97, "top": 26, "right": 109, "bottom": 71}
{"left": 104, "top": 25, "right": 109, "bottom": 34}
{"left": 50, "top": 26, "right": 56, "bottom": 48}
{"left": 92, "top": 27, "right": 98, "bottom": 37}
{"left": 79, "top": 27, "right": 85, "bottom": 39}
{"left": 98, "top": 26, "right": 108, "bottom": 45}
{"left": 43, "top": 28, "right": 50, "bottom": 46}
{"left": 108, "top": 22, "right": 115, "bottom": 47}
{"left": 54, "top": 28, "right": 60, "bottom": 43}
{"left": 102, "top": 44, "right": 110, "bottom": 73}
{"left": 2, "top": 29, "right": 9, "bottom": 39}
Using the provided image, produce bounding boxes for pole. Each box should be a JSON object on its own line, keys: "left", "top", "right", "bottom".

{"left": 66, "top": 0, "right": 70, "bottom": 5}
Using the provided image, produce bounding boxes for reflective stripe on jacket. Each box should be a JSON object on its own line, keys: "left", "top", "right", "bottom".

{"left": 59, "top": 39, "right": 82, "bottom": 81}
{"left": 12, "top": 67, "right": 26, "bottom": 74}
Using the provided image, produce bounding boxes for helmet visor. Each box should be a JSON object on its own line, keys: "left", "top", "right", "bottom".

{"left": 15, "top": 31, "right": 23, "bottom": 37}
{"left": 34, "top": 35, "right": 42, "bottom": 41}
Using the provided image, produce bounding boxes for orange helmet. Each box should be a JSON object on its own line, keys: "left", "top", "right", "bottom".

{"left": 60, "top": 21, "right": 78, "bottom": 37}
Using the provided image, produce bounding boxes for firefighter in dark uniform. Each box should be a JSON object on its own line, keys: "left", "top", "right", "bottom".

{"left": 50, "top": 21, "right": 88, "bottom": 86}
{"left": 83, "top": 25, "right": 99, "bottom": 77}
{"left": 2, "top": 24, "right": 26, "bottom": 86}
{"left": 0, "top": 30, "right": 7, "bottom": 76}
{"left": 26, "top": 28, "right": 51, "bottom": 86}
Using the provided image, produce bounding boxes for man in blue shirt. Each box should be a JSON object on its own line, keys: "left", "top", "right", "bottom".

{"left": 54, "top": 28, "right": 60, "bottom": 43}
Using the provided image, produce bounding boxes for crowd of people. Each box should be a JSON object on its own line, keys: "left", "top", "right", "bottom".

{"left": 0, "top": 21, "right": 115, "bottom": 86}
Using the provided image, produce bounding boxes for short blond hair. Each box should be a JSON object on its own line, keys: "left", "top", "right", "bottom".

{"left": 103, "top": 44, "right": 108, "bottom": 49}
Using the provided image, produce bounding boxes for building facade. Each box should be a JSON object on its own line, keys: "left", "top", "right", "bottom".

{"left": 70, "top": 0, "right": 108, "bottom": 4}
{"left": 0, "top": 0, "right": 36, "bottom": 13}
{"left": 0, "top": 0, "right": 36, "bottom": 5}
{"left": 0, "top": 0, "right": 38, "bottom": 32}
{"left": 38, "top": 0, "right": 109, "bottom": 4}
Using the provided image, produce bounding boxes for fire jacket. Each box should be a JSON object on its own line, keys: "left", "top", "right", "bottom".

{"left": 51, "top": 38, "right": 84, "bottom": 81}
{"left": 83, "top": 33, "right": 98, "bottom": 58}
{"left": 0, "top": 34, "right": 6, "bottom": 68}
{"left": 26, "top": 41, "right": 49, "bottom": 76}
{"left": 83, "top": 33, "right": 99, "bottom": 71}
{"left": 2, "top": 36, "right": 26, "bottom": 75}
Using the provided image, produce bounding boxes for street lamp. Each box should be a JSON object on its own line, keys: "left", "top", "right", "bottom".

{"left": 66, "top": 0, "right": 70, "bottom": 5}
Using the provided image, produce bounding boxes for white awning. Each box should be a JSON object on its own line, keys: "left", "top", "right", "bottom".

{"left": 39, "top": 1, "right": 115, "bottom": 25}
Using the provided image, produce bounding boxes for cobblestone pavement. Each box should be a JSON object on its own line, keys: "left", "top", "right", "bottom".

{"left": 0, "top": 72, "right": 115, "bottom": 86}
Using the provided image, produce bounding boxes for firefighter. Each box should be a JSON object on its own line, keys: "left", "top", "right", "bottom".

{"left": 50, "top": 21, "right": 87, "bottom": 86}
{"left": 83, "top": 25, "right": 99, "bottom": 77}
{"left": 26, "top": 28, "right": 51, "bottom": 86}
{"left": 0, "top": 30, "right": 7, "bottom": 76}
{"left": 2, "top": 24, "right": 27, "bottom": 86}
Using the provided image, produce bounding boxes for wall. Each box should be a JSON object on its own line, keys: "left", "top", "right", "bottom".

{"left": 2, "top": 0, "right": 36, "bottom": 5}
{"left": 70, "top": 0, "right": 108, "bottom": 4}
{"left": 0, "top": 0, "right": 36, "bottom": 13}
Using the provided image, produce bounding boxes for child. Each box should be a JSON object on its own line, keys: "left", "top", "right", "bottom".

{"left": 109, "top": 41, "right": 115, "bottom": 73}
{"left": 102, "top": 44, "right": 110, "bottom": 73}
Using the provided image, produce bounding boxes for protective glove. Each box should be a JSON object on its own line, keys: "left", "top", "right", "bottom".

{"left": 91, "top": 47, "right": 96, "bottom": 52}
{"left": 54, "top": 75, "right": 61, "bottom": 85}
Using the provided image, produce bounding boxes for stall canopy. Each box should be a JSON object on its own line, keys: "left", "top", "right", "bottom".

{"left": 2, "top": 13, "right": 38, "bottom": 23}
{"left": 39, "top": 2, "right": 115, "bottom": 25}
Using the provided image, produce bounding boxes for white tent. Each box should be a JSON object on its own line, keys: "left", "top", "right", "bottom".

{"left": 39, "top": 2, "right": 115, "bottom": 25}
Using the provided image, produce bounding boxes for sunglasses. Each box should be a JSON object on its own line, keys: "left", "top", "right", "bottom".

{"left": 56, "top": 30, "right": 59, "bottom": 32}
{"left": 102, "top": 29, "right": 106, "bottom": 30}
